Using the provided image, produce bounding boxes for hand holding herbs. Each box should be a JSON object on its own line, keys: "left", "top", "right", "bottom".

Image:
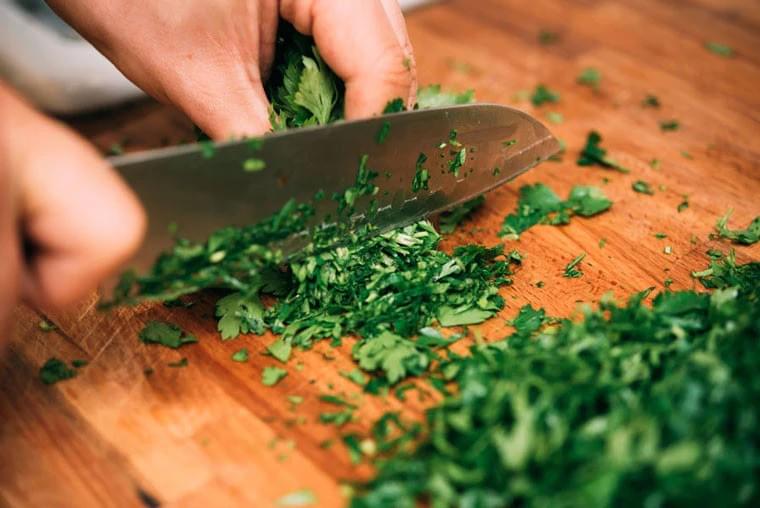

{"left": 47, "top": 1, "right": 416, "bottom": 138}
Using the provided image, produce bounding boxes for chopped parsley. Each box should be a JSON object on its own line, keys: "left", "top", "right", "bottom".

{"left": 415, "top": 85, "right": 474, "bottom": 108}
{"left": 354, "top": 263, "right": 760, "bottom": 507}
{"left": 545, "top": 111, "right": 564, "bottom": 124}
{"left": 231, "top": 348, "right": 249, "bottom": 362}
{"left": 166, "top": 357, "right": 190, "bottom": 369}
{"left": 38, "top": 320, "right": 56, "bottom": 332}
{"left": 538, "top": 30, "right": 559, "bottom": 45}
{"left": 577, "top": 131, "right": 629, "bottom": 172}
{"left": 243, "top": 158, "right": 266, "bottom": 172}
{"left": 714, "top": 209, "right": 760, "bottom": 245}
{"left": 382, "top": 98, "right": 405, "bottom": 114}
{"left": 39, "top": 358, "right": 77, "bottom": 385}
{"left": 659, "top": 119, "right": 680, "bottom": 131}
{"left": 641, "top": 94, "right": 661, "bottom": 108}
{"left": 632, "top": 180, "right": 655, "bottom": 195}
{"left": 705, "top": 41, "right": 734, "bottom": 57}
{"left": 411, "top": 152, "right": 430, "bottom": 192}
{"left": 376, "top": 121, "right": 391, "bottom": 144}
{"left": 138, "top": 321, "right": 198, "bottom": 349}
{"left": 677, "top": 195, "right": 690, "bottom": 212}
{"left": 576, "top": 67, "right": 601, "bottom": 89}
{"left": 262, "top": 366, "right": 288, "bottom": 386}
{"left": 531, "top": 84, "right": 560, "bottom": 106}
{"left": 277, "top": 489, "right": 317, "bottom": 506}
{"left": 448, "top": 147, "right": 467, "bottom": 177}
{"left": 167, "top": 358, "right": 188, "bottom": 368}
{"left": 563, "top": 252, "right": 586, "bottom": 278}
{"left": 500, "top": 184, "right": 612, "bottom": 239}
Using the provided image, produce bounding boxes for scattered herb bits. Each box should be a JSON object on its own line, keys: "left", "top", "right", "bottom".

{"left": 262, "top": 366, "right": 288, "bottom": 386}
{"left": 641, "top": 94, "right": 661, "bottom": 108}
{"left": 576, "top": 67, "right": 601, "bottom": 89}
{"left": 659, "top": 119, "right": 680, "bottom": 131}
{"left": 38, "top": 320, "right": 57, "bottom": 332}
{"left": 545, "top": 111, "right": 564, "bottom": 124}
{"left": 714, "top": 209, "right": 760, "bottom": 245}
{"left": 705, "top": 41, "right": 734, "bottom": 57}
{"left": 677, "top": 195, "right": 690, "bottom": 212}
{"left": 632, "top": 180, "right": 655, "bottom": 195}
{"left": 538, "top": 30, "right": 559, "bottom": 45}
{"left": 500, "top": 184, "right": 612, "bottom": 239}
{"left": 139, "top": 321, "right": 198, "bottom": 349}
{"left": 531, "top": 84, "right": 560, "bottom": 106}
{"left": 563, "top": 252, "right": 586, "bottom": 278}
{"left": 577, "top": 131, "right": 629, "bottom": 172}
{"left": 243, "top": 158, "right": 266, "bottom": 172}
{"left": 231, "top": 348, "right": 250, "bottom": 363}
{"left": 39, "top": 358, "right": 77, "bottom": 385}
{"left": 167, "top": 358, "right": 189, "bottom": 368}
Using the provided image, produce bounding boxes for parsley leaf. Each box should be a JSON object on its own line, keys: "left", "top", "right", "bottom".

{"left": 411, "top": 153, "right": 430, "bottom": 192}
{"left": 262, "top": 366, "right": 288, "bottom": 386}
{"left": 215, "top": 292, "right": 266, "bottom": 340}
{"left": 577, "top": 67, "right": 601, "bottom": 89}
{"left": 39, "top": 358, "right": 77, "bottom": 385}
{"left": 642, "top": 94, "right": 661, "bottom": 108}
{"left": 531, "top": 84, "right": 560, "bottom": 106}
{"left": 659, "top": 119, "right": 680, "bottom": 131}
{"left": 577, "top": 131, "right": 629, "bottom": 172}
{"left": 563, "top": 252, "right": 586, "bottom": 278}
{"left": 139, "top": 321, "right": 198, "bottom": 349}
{"left": 714, "top": 209, "right": 760, "bottom": 245}
{"left": 705, "top": 41, "right": 734, "bottom": 57}
{"left": 499, "top": 184, "right": 612, "bottom": 239}
{"left": 416, "top": 85, "right": 475, "bottom": 108}
{"left": 632, "top": 180, "right": 655, "bottom": 195}
{"left": 231, "top": 348, "right": 249, "bottom": 362}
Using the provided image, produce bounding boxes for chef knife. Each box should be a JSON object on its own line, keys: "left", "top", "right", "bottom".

{"left": 109, "top": 103, "right": 560, "bottom": 273}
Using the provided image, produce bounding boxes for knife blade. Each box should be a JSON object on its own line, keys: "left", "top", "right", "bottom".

{"left": 109, "top": 103, "right": 559, "bottom": 273}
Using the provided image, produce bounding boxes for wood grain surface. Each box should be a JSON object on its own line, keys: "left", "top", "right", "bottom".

{"left": 2, "top": 0, "right": 759, "bottom": 506}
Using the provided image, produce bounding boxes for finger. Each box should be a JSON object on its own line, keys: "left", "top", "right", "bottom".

{"left": 1, "top": 86, "right": 146, "bottom": 309}
{"left": 258, "top": 0, "right": 280, "bottom": 81}
{"left": 0, "top": 141, "right": 21, "bottom": 336}
{"left": 280, "top": 0, "right": 415, "bottom": 119}
{"left": 378, "top": 0, "right": 418, "bottom": 108}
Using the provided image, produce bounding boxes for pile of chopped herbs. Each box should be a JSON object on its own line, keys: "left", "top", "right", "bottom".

{"left": 352, "top": 254, "right": 760, "bottom": 507}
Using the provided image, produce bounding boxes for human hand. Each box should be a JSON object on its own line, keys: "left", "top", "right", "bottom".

{"left": 0, "top": 83, "right": 145, "bottom": 334}
{"left": 46, "top": 0, "right": 417, "bottom": 140}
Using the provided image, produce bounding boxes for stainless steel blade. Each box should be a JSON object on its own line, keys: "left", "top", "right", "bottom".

{"left": 110, "top": 103, "right": 559, "bottom": 273}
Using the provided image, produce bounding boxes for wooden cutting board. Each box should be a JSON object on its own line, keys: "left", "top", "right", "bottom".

{"left": 2, "top": 0, "right": 759, "bottom": 506}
